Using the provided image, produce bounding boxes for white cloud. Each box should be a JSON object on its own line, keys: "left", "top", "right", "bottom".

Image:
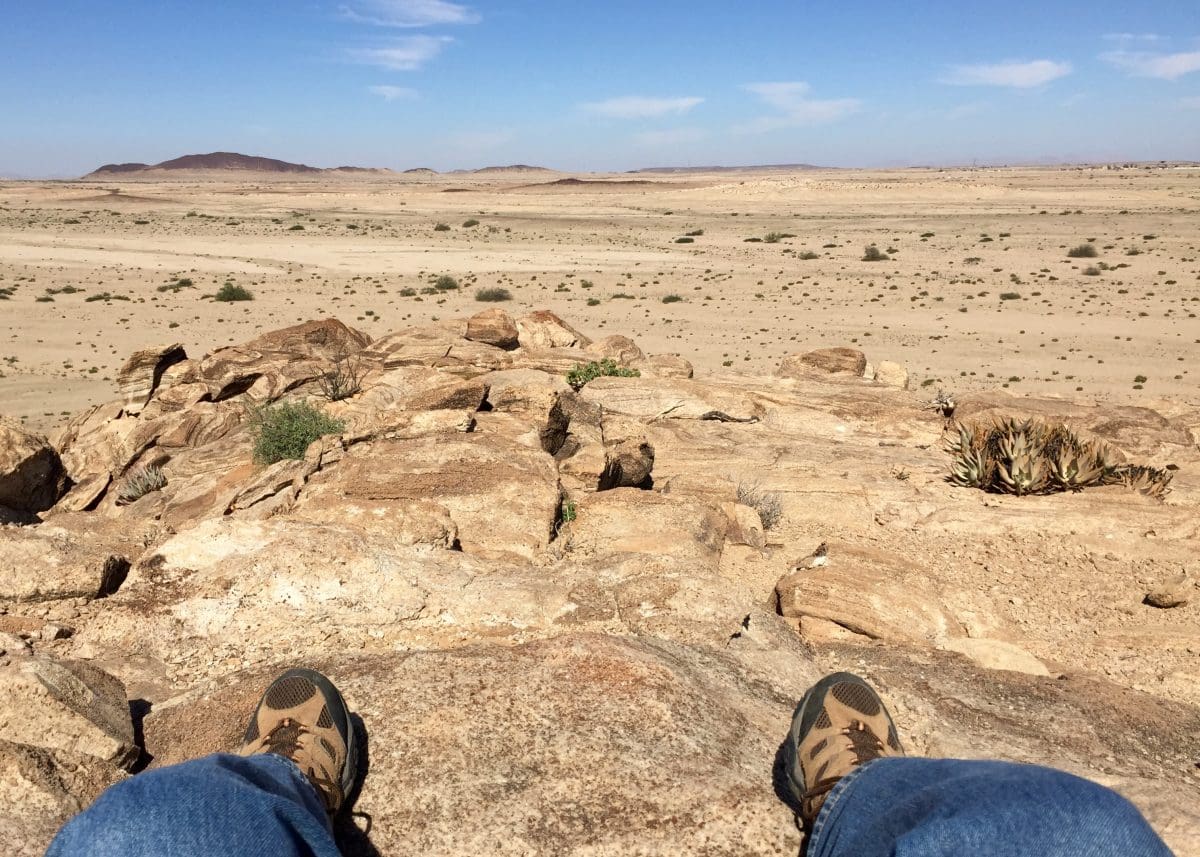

{"left": 737, "top": 82, "right": 861, "bottom": 133}
{"left": 1102, "top": 49, "right": 1200, "bottom": 80}
{"left": 632, "top": 127, "right": 707, "bottom": 147}
{"left": 1103, "top": 33, "right": 1162, "bottom": 42}
{"left": 340, "top": 0, "right": 479, "bottom": 27}
{"left": 369, "top": 84, "right": 418, "bottom": 100}
{"left": 941, "top": 59, "right": 1072, "bottom": 88}
{"left": 349, "top": 35, "right": 451, "bottom": 70}
{"left": 580, "top": 96, "right": 704, "bottom": 119}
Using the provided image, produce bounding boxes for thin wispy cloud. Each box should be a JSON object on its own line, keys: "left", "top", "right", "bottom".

{"left": 941, "top": 59, "right": 1072, "bottom": 88}
{"left": 349, "top": 35, "right": 452, "bottom": 70}
{"left": 369, "top": 84, "right": 418, "bottom": 100}
{"left": 1101, "top": 48, "right": 1200, "bottom": 80}
{"left": 1103, "top": 33, "right": 1162, "bottom": 42}
{"left": 737, "top": 82, "right": 860, "bottom": 133}
{"left": 340, "top": 0, "right": 479, "bottom": 27}
{"left": 581, "top": 96, "right": 704, "bottom": 119}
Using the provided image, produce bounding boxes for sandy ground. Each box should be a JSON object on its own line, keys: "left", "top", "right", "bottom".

{"left": 1, "top": 165, "right": 1198, "bottom": 432}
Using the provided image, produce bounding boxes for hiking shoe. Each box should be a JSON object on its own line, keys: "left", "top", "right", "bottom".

{"left": 237, "top": 668, "right": 359, "bottom": 817}
{"left": 784, "top": 672, "right": 903, "bottom": 826}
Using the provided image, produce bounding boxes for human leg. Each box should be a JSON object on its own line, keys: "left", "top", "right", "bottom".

{"left": 48, "top": 667, "right": 360, "bottom": 857}
{"left": 785, "top": 672, "right": 1171, "bottom": 857}
{"left": 47, "top": 752, "right": 340, "bottom": 857}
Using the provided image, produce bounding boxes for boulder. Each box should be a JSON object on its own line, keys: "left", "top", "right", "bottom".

{"left": 0, "top": 527, "right": 129, "bottom": 602}
{"left": 941, "top": 638, "right": 1051, "bottom": 676}
{"left": 465, "top": 308, "right": 519, "bottom": 350}
{"left": 778, "top": 347, "right": 867, "bottom": 377}
{"left": 0, "top": 418, "right": 69, "bottom": 513}
{"left": 585, "top": 335, "right": 644, "bottom": 364}
{"left": 875, "top": 360, "right": 910, "bottom": 390}
{"left": 116, "top": 343, "right": 187, "bottom": 415}
{"left": 516, "top": 310, "right": 591, "bottom": 349}
{"left": 0, "top": 654, "right": 136, "bottom": 766}
{"left": 721, "top": 502, "right": 766, "bottom": 550}
{"left": 598, "top": 438, "right": 654, "bottom": 490}
{"left": 633, "top": 353, "right": 694, "bottom": 379}
{"left": 1144, "top": 572, "right": 1192, "bottom": 609}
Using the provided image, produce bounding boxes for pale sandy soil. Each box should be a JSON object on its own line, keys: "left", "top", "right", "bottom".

{"left": 1, "top": 165, "right": 1198, "bottom": 432}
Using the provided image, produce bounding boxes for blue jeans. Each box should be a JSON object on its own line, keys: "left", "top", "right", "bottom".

{"left": 810, "top": 758, "right": 1172, "bottom": 857}
{"left": 48, "top": 754, "right": 1170, "bottom": 856}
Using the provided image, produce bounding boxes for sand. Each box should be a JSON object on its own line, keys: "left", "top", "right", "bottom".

{"left": 1, "top": 165, "right": 1198, "bottom": 432}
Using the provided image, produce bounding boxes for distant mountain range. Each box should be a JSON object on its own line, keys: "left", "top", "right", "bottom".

{"left": 84, "top": 152, "right": 563, "bottom": 178}
{"left": 628, "top": 163, "right": 823, "bottom": 174}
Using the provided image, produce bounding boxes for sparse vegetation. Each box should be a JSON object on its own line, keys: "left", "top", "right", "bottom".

{"left": 250, "top": 401, "right": 345, "bottom": 465}
{"left": 736, "top": 481, "right": 783, "bottom": 529}
{"left": 674, "top": 237, "right": 694, "bottom": 243}
{"left": 318, "top": 355, "right": 363, "bottom": 402}
{"left": 214, "top": 283, "right": 254, "bottom": 302}
{"left": 116, "top": 465, "right": 167, "bottom": 505}
{"left": 945, "top": 418, "right": 1172, "bottom": 499}
{"left": 566, "top": 359, "right": 640, "bottom": 390}
{"left": 434, "top": 275, "right": 460, "bottom": 291}
{"left": 462, "top": 218, "right": 480, "bottom": 228}
{"left": 475, "top": 287, "right": 512, "bottom": 302}
{"left": 1067, "top": 244, "right": 1098, "bottom": 258}
{"left": 433, "top": 223, "right": 451, "bottom": 232}
{"left": 661, "top": 294, "right": 683, "bottom": 304}
{"left": 862, "top": 244, "right": 888, "bottom": 262}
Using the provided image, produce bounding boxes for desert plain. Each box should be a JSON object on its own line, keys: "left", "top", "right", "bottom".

{"left": 2, "top": 164, "right": 1198, "bottom": 433}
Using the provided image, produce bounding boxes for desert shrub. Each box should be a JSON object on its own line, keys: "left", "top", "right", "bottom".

{"left": 566, "top": 359, "right": 640, "bottom": 390}
{"left": 434, "top": 275, "right": 459, "bottom": 291}
{"left": 586, "top": 297, "right": 601, "bottom": 306}
{"left": 462, "top": 218, "right": 480, "bottom": 227}
{"left": 399, "top": 287, "right": 416, "bottom": 297}
{"left": 674, "top": 237, "right": 694, "bottom": 243}
{"left": 798, "top": 251, "right": 820, "bottom": 260}
{"left": 944, "top": 418, "right": 1172, "bottom": 498}
{"left": 999, "top": 292, "right": 1021, "bottom": 300}
{"left": 318, "top": 356, "right": 363, "bottom": 401}
{"left": 862, "top": 244, "right": 888, "bottom": 261}
{"left": 736, "top": 481, "right": 783, "bottom": 529}
{"left": 289, "top": 223, "right": 305, "bottom": 231}
{"left": 661, "top": 294, "right": 683, "bottom": 303}
{"left": 763, "top": 232, "right": 795, "bottom": 243}
{"left": 685, "top": 228, "right": 704, "bottom": 236}
{"left": 250, "top": 401, "right": 345, "bottom": 465}
{"left": 1083, "top": 266, "right": 1101, "bottom": 276}
{"left": 116, "top": 465, "right": 167, "bottom": 505}
{"left": 1067, "top": 244, "right": 1097, "bottom": 258}
{"left": 215, "top": 283, "right": 253, "bottom": 302}
{"left": 475, "top": 287, "right": 512, "bottom": 302}
{"left": 433, "top": 223, "right": 451, "bottom": 232}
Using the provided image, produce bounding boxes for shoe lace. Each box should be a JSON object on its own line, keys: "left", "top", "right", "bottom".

{"left": 262, "top": 719, "right": 341, "bottom": 814}
{"left": 803, "top": 720, "right": 886, "bottom": 804}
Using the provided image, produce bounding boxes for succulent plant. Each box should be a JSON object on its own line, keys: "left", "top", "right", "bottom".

{"left": 943, "top": 417, "right": 1170, "bottom": 500}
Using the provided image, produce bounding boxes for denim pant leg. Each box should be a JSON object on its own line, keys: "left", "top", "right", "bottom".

{"left": 47, "top": 753, "right": 341, "bottom": 857}
{"left": 809, "top": 758, "right": 1172, "bottom": 857}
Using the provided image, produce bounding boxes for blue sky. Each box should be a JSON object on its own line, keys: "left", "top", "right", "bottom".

{"left": 2, "top": 1, "right": 1198, "bottom": 176}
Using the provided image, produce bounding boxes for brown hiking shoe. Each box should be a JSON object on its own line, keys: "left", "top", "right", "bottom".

{"left": 237, "top": 668, "right": 359, "bottom": 817}
{"left": 783, "top": 672, "right": 903, "bottom": 826}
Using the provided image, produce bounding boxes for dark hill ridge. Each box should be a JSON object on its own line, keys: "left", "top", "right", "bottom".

{"left": 86, "top": 152, "right": 369, "bottom": 177}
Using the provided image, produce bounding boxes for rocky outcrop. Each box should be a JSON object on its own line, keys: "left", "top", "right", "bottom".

{"left": 3, "top": 310, "right": 1198, "bottom": 855}
{"left": 778, "top": 346, "right": 867, "bottom": 377}
{"left": 0, "top": 418, "right": 69, "bottom": 513}
{"left": 117, "top": 343, "right": 187, "bottom": 415}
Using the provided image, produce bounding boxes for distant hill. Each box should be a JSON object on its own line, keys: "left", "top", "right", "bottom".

{"left": 470, "top": 165, "right": 557, "bottom": 175}
{"left": 85, "top": 152, "right": 381, "bottom": 177}
{"left": 629, "top": 163, "right": 824, "bottom": 174}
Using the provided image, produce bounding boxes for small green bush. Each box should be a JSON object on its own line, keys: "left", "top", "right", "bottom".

{"left": 566, "top": 359, "right": 640, "bottom": 390}
{"left": 462, "top": 218, "right": 480, "bottom": 228}
{"left": 1067, "top": 244, "right": 1097, "bottom": 258}
{"left": 117, "top": 465, "right": 167, "bottom": 505}
{"left": 215, "top": 283, "right": 254, "bottom": 302}
{"left": 661, "top": 294, "right": 683, "bottom": 304}
{"left": 250, "top": 401, "right": 345, "bottom": 465}
{"left": 434, "top": 275, "right": 459, "bottom": 291}
{"left": 475, "top": 287, "right": 512, "bottom": 302}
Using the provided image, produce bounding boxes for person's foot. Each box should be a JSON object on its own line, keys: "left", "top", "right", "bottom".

{"left": 784, "top": 672, "right": 903, "bottom": 826}
{"left": 237, "top": 668, "right": 360, "bottom": 817}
